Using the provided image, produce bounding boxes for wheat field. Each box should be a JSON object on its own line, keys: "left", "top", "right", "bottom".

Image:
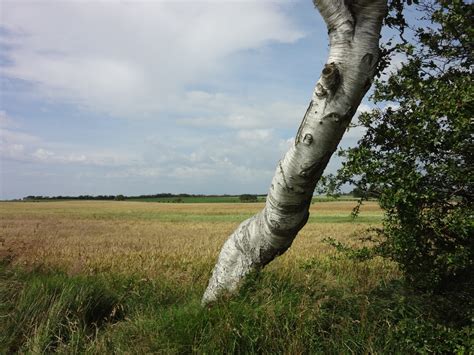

{"left": 0, "top": 201, "right": 393, "bottom": 287}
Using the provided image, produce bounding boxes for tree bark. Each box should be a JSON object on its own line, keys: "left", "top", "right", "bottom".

{"left": 202, "top": 0, "right": 387, "bottom": 306}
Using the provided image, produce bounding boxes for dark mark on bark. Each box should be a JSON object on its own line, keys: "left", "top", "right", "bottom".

{"left": 362, "top": 52, "right": 374, "bottom": 67}
{"left": 299, "top": 152, "right": 332, "bottom": 178}
{"left": 263, "top": 211, "right": 281, "bottom": 234}
{"left": 295, "top": 101, "right": 313, "bottom": 144}
{"left": 321, "top": 63, "right": 340, "bottom": 92}
{"left": 364, "top": 78, "right": 372, "bottom": 91}
{"left": 279, "top": 161, "right": 292, "bottom": 192}
{"left": 342, "top": 104, "right": 357, "bottom": 123}
{"left": 322, "top": 112, "right": 343, "bottom": 123}
{"left": 303, "top": 133, "right": 313, "bottom": 145}
{"left": 315, "top": 83, "right": 327, "bottom": 98}
{"left": 266, "top": 193, "right": 307, "bottom": 213}
{"left": 264, "top": 208, "right": 310, "bottom": 239}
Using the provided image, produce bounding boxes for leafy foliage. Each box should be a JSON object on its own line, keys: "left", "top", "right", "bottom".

{"left": 239, "top": 194, "right": 259, "bottom": 202}
{"left": 331, "top": 0, "right": 473, "bottom": 309}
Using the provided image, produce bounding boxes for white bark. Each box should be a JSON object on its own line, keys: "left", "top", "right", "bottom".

{"left": 202, "top": 0, "right": 387, "bottom": 306}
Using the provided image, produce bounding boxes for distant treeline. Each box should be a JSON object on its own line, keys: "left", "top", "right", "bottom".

{"left": 21, "top": 191, "right": 362, "bottom": 202}
{"left": 21, "top": 193, "right": 263, "bottom": 201}
{"left": 24, "top": 195, "right": 119, "bottom": 201}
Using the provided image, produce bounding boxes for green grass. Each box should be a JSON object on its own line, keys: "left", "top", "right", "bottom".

{"left": 1, "top": 206, "right": 382, "bottom": 224}
{"left": 73, "top": 212, "right": 382, "bottom": 223}
{"left": 1, "top": 260, "right": 471, "bottom": 354}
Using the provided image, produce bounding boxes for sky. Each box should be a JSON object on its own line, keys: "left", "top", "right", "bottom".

{"left": 0, "top": 0, "right": 384, "bottom": 200}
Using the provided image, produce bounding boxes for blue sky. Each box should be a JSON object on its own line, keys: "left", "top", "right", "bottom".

{"left": 0, "top": 0, "right": 380, "bottom": 200}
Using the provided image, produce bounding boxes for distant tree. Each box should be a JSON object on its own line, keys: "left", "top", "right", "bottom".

{"left": 114, "top": 195, "right": 125, "bottom": 201}
{"left": 239, "top": 194, "right": 258, "bottom": 203}
{"left": 350, "top": 187, "right": 365, "bottom": 198}
{"left": 349, "top": 186, "right": 377, "bottom": 199}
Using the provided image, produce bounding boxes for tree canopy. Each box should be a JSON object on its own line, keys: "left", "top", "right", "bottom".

{"left": 330, "top": 0, "right": 473, "bottom": 322}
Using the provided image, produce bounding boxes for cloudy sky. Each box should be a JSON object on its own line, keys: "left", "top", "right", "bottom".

{"left": 1, "top": 0, "right": 378, "bottom": 199}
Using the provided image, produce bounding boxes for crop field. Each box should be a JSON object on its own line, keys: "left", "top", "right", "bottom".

{"left": 0, "top": 201, "right": 384, "bottom": 277}
{"left": 0, "top": 201, "right": 470, "bottom": 353}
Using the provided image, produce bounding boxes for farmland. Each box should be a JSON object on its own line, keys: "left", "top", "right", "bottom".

{"left": 0, "top": 201, "right": 470, "bottom": 353}
{"left": 0, "top": 201, "right": 383, "bottom": 276}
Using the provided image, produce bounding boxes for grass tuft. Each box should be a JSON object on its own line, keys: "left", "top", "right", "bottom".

{"left": 0, "top": 265, "right": 124, "bottom": 353}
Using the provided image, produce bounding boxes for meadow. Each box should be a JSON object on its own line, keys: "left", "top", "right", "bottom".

{"left": 0, "top": 201, "right": 470, "bottom": 353}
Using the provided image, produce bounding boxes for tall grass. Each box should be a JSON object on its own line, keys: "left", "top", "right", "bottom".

{"left": 0, "top": 265, "right": 122, "bottom": 353}
{"left": 0, "top": 201, "right": 471, "bottom": 353}
{"left": 1, "top": 261, "right": 471, "bottom": 354}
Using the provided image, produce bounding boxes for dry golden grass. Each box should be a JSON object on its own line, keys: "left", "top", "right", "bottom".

{"left": 0, "top": 200, "right": 396, "bottom": 291}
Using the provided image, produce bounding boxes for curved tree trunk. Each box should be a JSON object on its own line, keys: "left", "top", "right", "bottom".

{"left": 202, "top": 0, "right": 387, "bottom": 305}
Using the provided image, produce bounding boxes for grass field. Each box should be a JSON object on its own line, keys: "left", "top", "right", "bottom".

{"left": 0, "top": 201, "right": 471, "bottom": 353}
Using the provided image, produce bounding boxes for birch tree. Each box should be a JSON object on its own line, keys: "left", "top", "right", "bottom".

{"left": 202, "top": 0, "right": 388, "bottom": 305}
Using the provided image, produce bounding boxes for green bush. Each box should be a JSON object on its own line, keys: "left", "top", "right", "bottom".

{"left": 239, "top": 194, "right": 258, "bottom": 202}
{"left": 329, "top": 0, "right": 473, "bottom": 319}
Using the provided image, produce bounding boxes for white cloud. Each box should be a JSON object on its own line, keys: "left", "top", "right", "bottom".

{"left": 237, "top": 128, "right": 273, "bottom": 142}
{"left": 31, "top": 148, "right": 54, "bottom": 161}
{"left": 1, "top": 1, "right": 304, "bottom": 118}
{"left": 2, "top": 1, "right": 377, "bottom": 198}
{"left": 0, "top": 111, "right": 18, "bottom": 128}
{"left": 1, "top": 123, "right": 139, "bottom": 167}
{"left": 0, "top": 109, "right": 290, "bottom": 187}
{"left": 0, "top": 128, "right": 40, "bottom": 145}
{"left": 31, "top": 149, "right": 139, "bottom": 166}
{"left": 177, "top": 91, "right": 305, "bottom": 129}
